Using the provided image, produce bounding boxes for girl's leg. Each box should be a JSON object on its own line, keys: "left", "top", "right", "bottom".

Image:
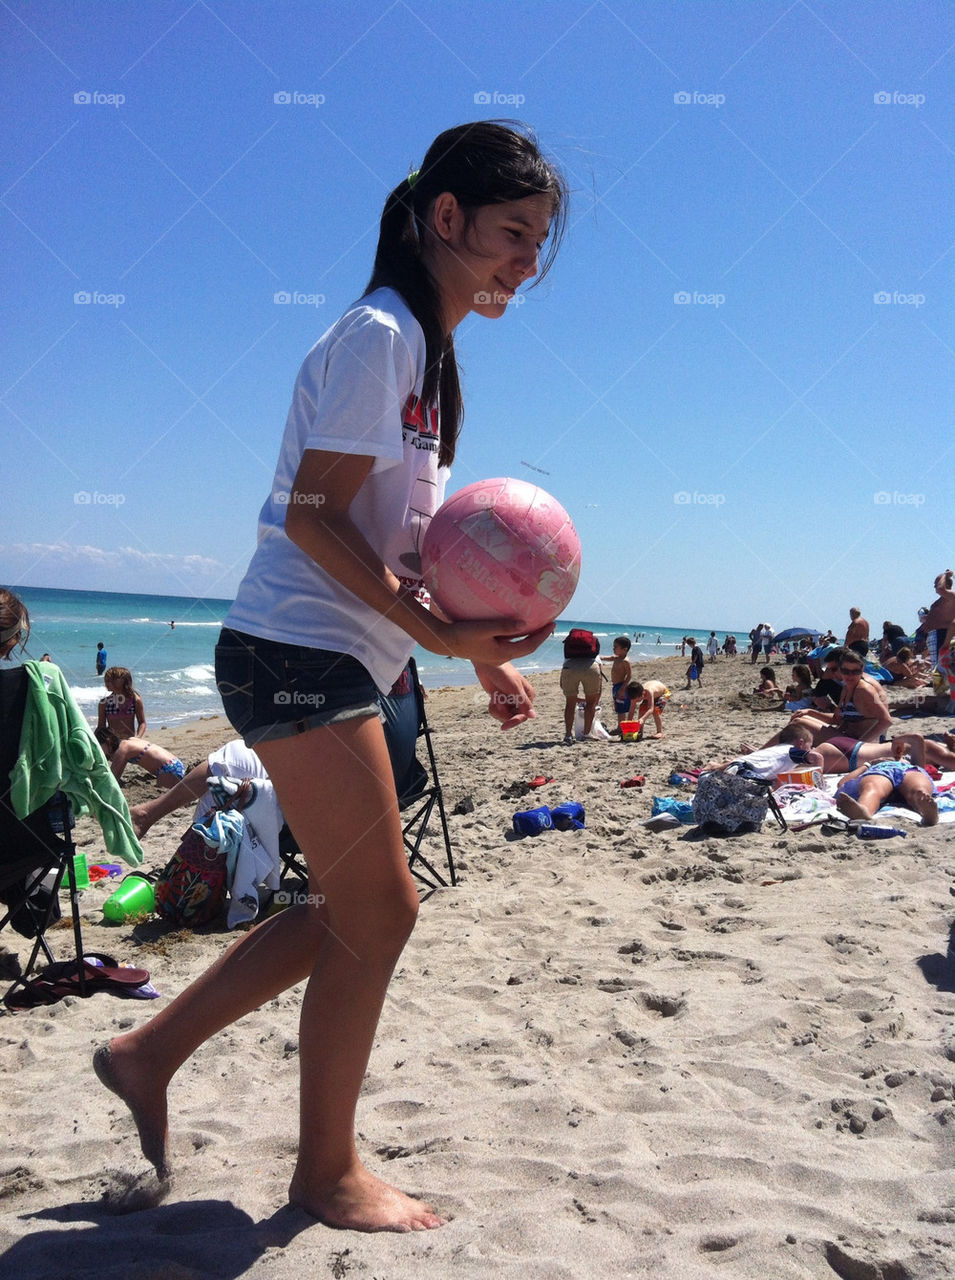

{"left": 96, "top": 715, "right": 441, "bottom": 1231}
{"left": 256, "top": 716, "right": 442, "bottom": 1232}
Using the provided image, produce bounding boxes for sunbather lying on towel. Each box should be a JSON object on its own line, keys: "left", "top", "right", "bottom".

{"left": 814, "top": 730, "right": 955, "bottom": 774}
{"left": 835, "top": 736, "right": 939, "bottom": 826}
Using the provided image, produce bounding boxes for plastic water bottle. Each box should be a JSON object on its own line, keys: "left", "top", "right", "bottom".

{"left": 855, "top": 825, "right": 907, "bottom": 840}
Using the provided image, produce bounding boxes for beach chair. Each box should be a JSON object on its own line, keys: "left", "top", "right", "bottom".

{"left": 398, "top": 658, "right": 456, "bottom": 895}
{"left": 278, "top": 658, "right": 455, "bottom": 901}
{"left": 0, "top": 666, "right": 88, "bottom": 1004}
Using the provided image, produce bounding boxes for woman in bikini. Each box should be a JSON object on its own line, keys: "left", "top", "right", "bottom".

{"left": 97, "top": 667, "right": 146, "bottom": 741}
{"left": 765, "top": 654, "right": 892, "bottom": 749}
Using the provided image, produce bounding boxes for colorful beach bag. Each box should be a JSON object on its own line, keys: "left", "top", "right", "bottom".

{"left": 154, "top": 826, "right": 227, "bottom": 927}
{"left": 692, "top": 769, "right": 771, "bottom": 834}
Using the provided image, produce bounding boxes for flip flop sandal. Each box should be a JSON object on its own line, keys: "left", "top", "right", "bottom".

{"left": 527, "top": 776, "right": 555, "bottom": 789}
{"left": 620, "top": 776, "right": 646, "bottom": 788}
{"left": 4, "top": 975, "right": 76, "bottom": 1010}
{"left": 820, "top": 816, "right": 862, "bottom": 836}
{"left": 41, "top": 955, "right": 151, "bottom": 992}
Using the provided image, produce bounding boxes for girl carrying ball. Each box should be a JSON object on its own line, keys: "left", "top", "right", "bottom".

{"left": 94, "top": 121, "right": 568, "bottom": 1232}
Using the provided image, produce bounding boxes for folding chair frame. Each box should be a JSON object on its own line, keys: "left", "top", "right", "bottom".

{"left": 0, "top": 791, "right": 88, "bottom": 1004}
{"left": 402, "top": 658, "right": 456, "bottom": 895}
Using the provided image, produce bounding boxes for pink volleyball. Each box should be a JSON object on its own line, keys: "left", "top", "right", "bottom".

{"left": 420, "top": 478, "right": 581, "bottom": 631}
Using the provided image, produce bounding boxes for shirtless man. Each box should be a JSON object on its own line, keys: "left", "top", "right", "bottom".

{"left": 920, "top": 570, "right": 955, "bottom": 668}
{"left": 626, "top": 678, "right": 670, "bottom": 739}
{"left": 845, "top": 607, "right": 870, "bottom": 658}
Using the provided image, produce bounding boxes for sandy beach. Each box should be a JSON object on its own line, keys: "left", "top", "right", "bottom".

{"left": 1, "top": 653, "right": 954, "bottom": 1279}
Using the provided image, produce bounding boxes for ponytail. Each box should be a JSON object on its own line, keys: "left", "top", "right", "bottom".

{"left": 367, "top": 176, "right": 460, "bottom": 467}
{"left": 365, "top": 121, "right": 568, "bottom": 469}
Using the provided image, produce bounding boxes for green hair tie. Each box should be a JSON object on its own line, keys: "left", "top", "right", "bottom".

{"left": 407, "top": 168, "right": 420, "bottom": 190}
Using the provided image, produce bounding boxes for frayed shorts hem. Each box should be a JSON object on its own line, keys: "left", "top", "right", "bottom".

{"left": 241, "top": 701, "right": 380, "bottom": 747}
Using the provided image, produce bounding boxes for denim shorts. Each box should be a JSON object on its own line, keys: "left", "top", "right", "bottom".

{"left": 214, "top": 628, "right": 380, "bottom": 746}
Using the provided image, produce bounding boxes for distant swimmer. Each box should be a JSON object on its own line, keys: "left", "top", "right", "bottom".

{"left": 170, "top": 620, "right": 175, "bottom": 629}
{"left": 96, "top": 641, "right": 107, "bottom": 675}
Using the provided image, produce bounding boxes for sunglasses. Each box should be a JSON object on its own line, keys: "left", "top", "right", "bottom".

{"left": 839, "top": 665, "right": 863, "bottom": 674}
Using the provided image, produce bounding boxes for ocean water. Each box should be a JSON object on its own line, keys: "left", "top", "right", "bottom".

{"left": 8, "top": 586, "right": 733, "bottom": 728}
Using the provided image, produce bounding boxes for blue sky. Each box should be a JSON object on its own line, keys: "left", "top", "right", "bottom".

{"left": 2, "top": 0, "right": 951, "bottom": 635}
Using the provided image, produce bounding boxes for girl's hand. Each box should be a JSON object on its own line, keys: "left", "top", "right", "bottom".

{"left": 473, "top": 661, "right": 537, "bottom": 730}
{"left": 433, "top": 618, "right": 554, "bottom": 667}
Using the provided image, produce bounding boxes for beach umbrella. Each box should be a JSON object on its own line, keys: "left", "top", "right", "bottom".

{"left": 774, "top": 626, "right": 821, "bottom": 642}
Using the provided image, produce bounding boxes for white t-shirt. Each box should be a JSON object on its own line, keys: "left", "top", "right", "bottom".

{"left": 224, "top": 288, "right": 445, "bottom": 692}
{"left": 706, "top": 636, "right": 718, "bottom": 656}
{"left": 193, "top": 740, "right": 268, "bottom": 822}
{"left": 732, "top": 743, "right": 806, "bottom": 780}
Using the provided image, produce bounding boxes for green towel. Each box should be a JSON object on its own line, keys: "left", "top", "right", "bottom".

{"left": 9, "top": 661, "right": 143, "bottom": 866}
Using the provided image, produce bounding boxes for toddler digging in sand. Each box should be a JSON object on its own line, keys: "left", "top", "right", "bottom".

{"left": 94, "top": 122, "right": 567, "bottom": 1233}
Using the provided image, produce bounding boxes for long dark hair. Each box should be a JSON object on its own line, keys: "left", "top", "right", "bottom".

{"left": 365, "top": 121, "right": 568, "bottom": 467}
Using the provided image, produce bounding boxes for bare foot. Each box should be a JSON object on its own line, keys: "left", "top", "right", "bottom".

{"left": 129, "top": 805, "right": 150, "bottom": 841}
{"left": 944, "top": 732, "right": 955, "bottom": 751}
{"left": 289, "top": 1164, "right": 446, "bottom": 1233}
{"left": 652, "top": 732, "right": 664, "bottom": 739}
{"left": 914, "top": 793, "right": 939, "bottom": 827}
{"left": 836, "top": 792, "right": 870, "bottom": 822}
{"left": 93, "top": 1042, "right": 170, "bottom": 1179}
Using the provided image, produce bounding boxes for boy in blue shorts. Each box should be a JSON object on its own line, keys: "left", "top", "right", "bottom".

{"left": 603, "top": 635, "right": 632, "bottom": 729}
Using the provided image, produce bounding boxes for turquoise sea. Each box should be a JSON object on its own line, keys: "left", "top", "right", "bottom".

{"left": 8, "top": 586, "right": 738, "bottom": 728}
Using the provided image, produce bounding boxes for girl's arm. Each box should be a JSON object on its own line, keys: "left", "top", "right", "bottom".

{"left": 96, "top": 699, "right": 107, "bottom": 731}
{"left": 286, "top": 449, "right": 551, "bottom": 667}
{"left": 134, "top": 694, "right": 147, "bottom": 737}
